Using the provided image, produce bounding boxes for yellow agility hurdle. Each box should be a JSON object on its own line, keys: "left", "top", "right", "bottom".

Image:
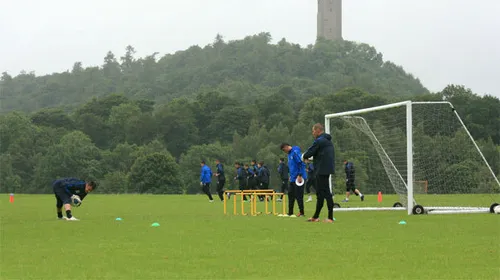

{"left": 223, "top": 189, "right": 286, "bottom": 216}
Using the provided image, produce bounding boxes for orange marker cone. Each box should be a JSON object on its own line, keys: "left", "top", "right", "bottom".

{"left": 9, "top": 193, "right": 14, "bottom": 203}
{"left": 377, "top": 191, "right": 382, "bottom": 203}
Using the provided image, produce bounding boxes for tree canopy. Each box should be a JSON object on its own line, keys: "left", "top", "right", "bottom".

{"left": 1, "top": 34, "right": 428, "bottom": 113}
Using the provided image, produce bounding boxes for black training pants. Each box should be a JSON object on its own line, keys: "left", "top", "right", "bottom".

{"left": 280, "top": 179, "right": 288, "bottom": 199}
{"left": 306, "top": 177, "right": 316, "bottom": 194}
{"left": 288, "top": 181, "right": 304, "bottom": 215}
{"left": 259, "top": 182, "right": 269, "bottom": 201}
{"left": 216, "top": 179, "right": 225, "bottom": 201}
{"left": 313, "top": 175, "right": 334, "bottom": 220}
{"left": 202, "top": 183, "right": 213, "bottom": 200}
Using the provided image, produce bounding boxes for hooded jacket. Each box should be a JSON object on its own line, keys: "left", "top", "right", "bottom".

{"left": 303, "top": 133, "right": 335, "bottom": 176}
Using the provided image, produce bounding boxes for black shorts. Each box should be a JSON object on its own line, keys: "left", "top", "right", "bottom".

{"left": 346, "top": 180, "right": 356, "bottom": 192}
{"left": 53, "top": 185, "right": 71, "bottom": 205}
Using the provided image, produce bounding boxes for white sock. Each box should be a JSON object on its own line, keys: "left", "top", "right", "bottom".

{"left": 359, "top": 192, "right": 363, "bottom": 196}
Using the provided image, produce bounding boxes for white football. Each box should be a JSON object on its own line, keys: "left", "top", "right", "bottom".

{"left": 71, "top": 195, "right": 82, "bottom": 207}
{"left": 494, "top": 205, "right": 500, "bottom": 214}
{"left": 301, "top": 153, "right": 313, "bottom": 161}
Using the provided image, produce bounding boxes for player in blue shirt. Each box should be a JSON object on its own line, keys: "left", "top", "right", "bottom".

{"left": 200, "top": 160, "right": 214, "bottom": 202}
{"left": 52, "top": 177, "right": 97, "bottom": 221}
{"left": 280, "top": 142, "right": 307, "bottom": 217}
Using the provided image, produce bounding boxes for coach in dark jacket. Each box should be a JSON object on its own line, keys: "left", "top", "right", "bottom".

{"left": 302, "top": 123, "right": 336, "bottom": 222}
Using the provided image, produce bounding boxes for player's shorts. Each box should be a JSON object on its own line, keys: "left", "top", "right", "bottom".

{"left": 53, "top": 185, "right": 71, "bottom": 205}
{"left": 346, "top": 180, "right": 356, "bottom": 192}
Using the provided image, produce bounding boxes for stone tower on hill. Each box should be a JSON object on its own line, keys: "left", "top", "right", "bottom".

{"left": 317, "top": 0, "right": 343, "bottom": 40}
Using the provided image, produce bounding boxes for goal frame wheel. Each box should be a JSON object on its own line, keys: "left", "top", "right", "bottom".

{"left": 333, "top": 203, "right": 341, "bottom": 208}
{"left": 393, "top": 202, "right": 403, "bottom": 208}
{"left": 490, "top": 203, "right": 499, "bottom": 213}
{"left": 412, "top": 205, "right": 425, "bottom": 215}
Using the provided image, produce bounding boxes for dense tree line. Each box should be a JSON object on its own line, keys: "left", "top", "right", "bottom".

{"left": 0, "top": 34, "right": 498, "bottom": 195}
{"left": 0, "top": 85, "right": 498, "bottom": 195}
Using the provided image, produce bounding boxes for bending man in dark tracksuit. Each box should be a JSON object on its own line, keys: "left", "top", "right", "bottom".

{"left": 280, "top": 143, "right": 307, "bottom": 217}
{"left": 302, "top": 123, "right": 336, "bottom": 223}
{"left": 215, "top": 159, "right": 226, "bottom": 201}
{"left": 52, "top": 177, "right": 96, "bottom": 221}
{"left": 277, "top": 158, "right": 288, "bottom": 201}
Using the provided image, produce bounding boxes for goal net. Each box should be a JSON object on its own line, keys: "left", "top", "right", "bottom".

{"left": 325, "top": 101, "right": 500, "bottom": 215}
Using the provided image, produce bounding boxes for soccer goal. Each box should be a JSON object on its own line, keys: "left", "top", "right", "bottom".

{"left": 325, "top": 101, "right": 500, "bottom": 215}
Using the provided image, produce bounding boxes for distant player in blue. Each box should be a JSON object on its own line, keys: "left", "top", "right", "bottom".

{"left": 342, "top": 160, "right": 364, "bottom": 202}
{"left": 277, "top": 158, "right": 288, "bottom": 201}
{"left": 200, "top": 160, "right": 214, "bottom": 202}
{"left": 245, "top": 163, "right": 257, "bottom": 191}
{"left": 305, "top": 158, "right": 316, "bottom": 203}
{"left": 234, "top": 162, "right": 248, "bottom": 201}
{"left": 257, "top": 161, "right": 271, "bottom": 201}
{"left": 52, "top": 177, "right": 97, "bottom": 221}
{"left": 251, "top": 159, "right": 259, "bottom": 184}
{"left": 280, "top": 142, "right": 307, "bottom": 217}
{"left": 215, "top": 159, "right": 226, "bottom": 201}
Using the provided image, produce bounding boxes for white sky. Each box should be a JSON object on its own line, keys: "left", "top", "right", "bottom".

{"left": 1, "top": 0, "right": 499, "bottom": 97}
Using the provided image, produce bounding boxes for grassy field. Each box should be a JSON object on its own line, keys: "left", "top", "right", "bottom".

{"left": 1, "top": 194, "right": 499, "bottom": 280}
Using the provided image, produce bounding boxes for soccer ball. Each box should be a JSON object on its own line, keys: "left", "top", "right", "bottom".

{"left": 301, "top": 153, "right": 313, "bottom": 161}
{"left": 71, "top": 195, "right": 82, "bottom": 207}
{"left": 494, "top": 205, "right": 500, "bottom": 214}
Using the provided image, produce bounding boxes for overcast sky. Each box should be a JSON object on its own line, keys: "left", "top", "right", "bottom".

{"left": 1, "top": 0, "right": 499, "bottom": 97}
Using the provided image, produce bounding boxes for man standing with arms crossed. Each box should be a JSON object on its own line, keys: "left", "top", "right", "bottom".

{"left": 302, "top": 123, "right": 336, "bottom": 223}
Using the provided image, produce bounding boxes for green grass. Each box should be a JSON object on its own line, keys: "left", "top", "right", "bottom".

{"left": 1, "top": 194, "right": 499, "bottom": 280}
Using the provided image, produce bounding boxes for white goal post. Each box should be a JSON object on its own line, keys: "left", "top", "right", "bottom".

{"left": 325, "top": 100, "right": 500, "bottom": 215}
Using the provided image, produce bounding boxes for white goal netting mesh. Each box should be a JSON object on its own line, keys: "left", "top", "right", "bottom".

{"left": 329, "top": 102, "right": 500, "bottom": 212}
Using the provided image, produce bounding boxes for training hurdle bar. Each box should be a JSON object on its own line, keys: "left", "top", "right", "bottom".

{"left": 223, "top": 190, "right": 286, "bottom": 216}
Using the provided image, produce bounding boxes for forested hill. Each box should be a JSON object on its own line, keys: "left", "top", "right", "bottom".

{"left": 1, "top": 32, "right": 498, "bottom": 195}
{"left": 0, "top": 33, "right": 429, "bottom": 113}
